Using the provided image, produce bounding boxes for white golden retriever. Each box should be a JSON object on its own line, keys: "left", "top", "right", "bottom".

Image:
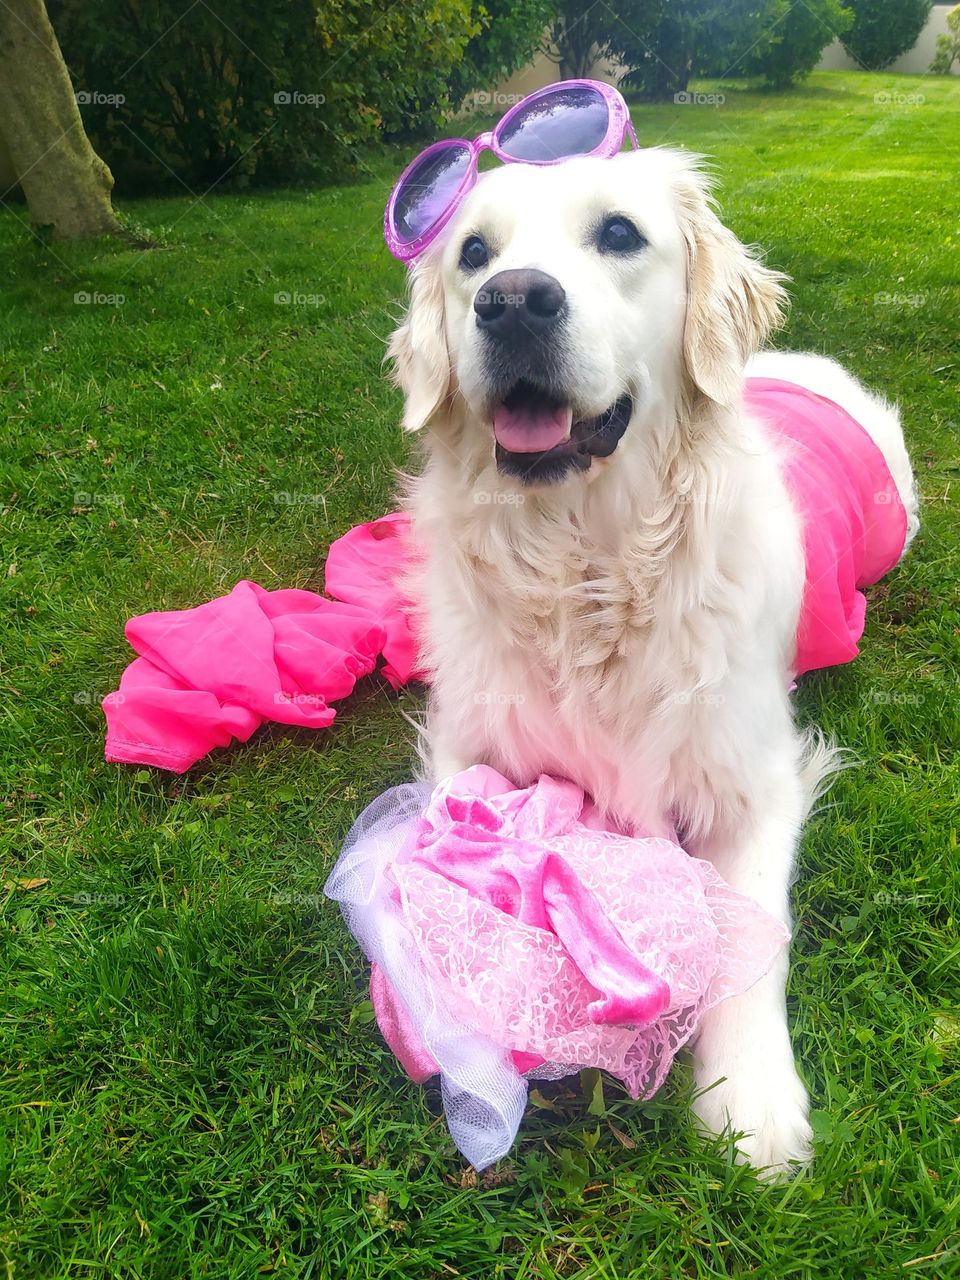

{"left": 387, "top": 147, "right": 918, "bottom": 1178}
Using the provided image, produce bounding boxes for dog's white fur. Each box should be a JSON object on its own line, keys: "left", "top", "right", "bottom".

{"left": 387, "top": 148, "right": 919, "bottom": 1178}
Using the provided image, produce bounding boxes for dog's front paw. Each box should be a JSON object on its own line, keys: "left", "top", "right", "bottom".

{"left": 692, "top": 1051, "right": 813, "bottom": 1182}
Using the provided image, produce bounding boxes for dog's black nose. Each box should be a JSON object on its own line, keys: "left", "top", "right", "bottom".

{"left": 474, "top": 269, "right": 566, "bottom": 339}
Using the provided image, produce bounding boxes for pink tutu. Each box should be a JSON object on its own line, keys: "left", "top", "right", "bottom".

{"left": 325, "top": 765, "right": 789, "bottom": 1169}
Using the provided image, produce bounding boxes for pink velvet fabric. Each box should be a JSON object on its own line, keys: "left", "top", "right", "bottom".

{"left": 325, "top": 766, "right": 791, "bottom": 1164}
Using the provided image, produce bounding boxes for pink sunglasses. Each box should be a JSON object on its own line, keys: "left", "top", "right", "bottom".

{"left": 384, "top": 79, "right": 639, "bottom": 262}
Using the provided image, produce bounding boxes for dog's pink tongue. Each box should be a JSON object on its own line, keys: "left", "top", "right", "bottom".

{"left": 493, "top": 403, "right": 571, "bottom": 453}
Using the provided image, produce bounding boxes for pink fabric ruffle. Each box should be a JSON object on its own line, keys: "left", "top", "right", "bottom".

{"left": 104, "top": 580, "right": 385, "bottom": 772}
{"left": 103, "top": 513, "right": 424, "bottom": 771}
{"left": 325, "top": 766, "right": 790, "bottom": 1167}
{"left": 745, "top": 377, "right": 908, "bottom": 675}
{"left": 323, "top": 511, "right": 425, "bottom": 688}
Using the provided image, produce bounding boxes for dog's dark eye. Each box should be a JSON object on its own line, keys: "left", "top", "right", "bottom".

{"left": 598, "top": 217, "right": 646, "bottom": 255}
{"left": 459, "top": 235, "right": 489, "bottom": 272}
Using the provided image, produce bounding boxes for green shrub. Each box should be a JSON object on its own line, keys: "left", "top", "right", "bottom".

{"left": 449, "top": 0, "right": 555, "bottom": 106}
{"left": 49, "top": 0, "right": 477, "bottom": 191}
{"left": 840, "top": 0, "right": 932, "bottom": 70}
{"left": 604, "top": 0, "right": 785, "bottom": 100}
{"left": 743, "top": 0, "right": 851, "bottom": 87}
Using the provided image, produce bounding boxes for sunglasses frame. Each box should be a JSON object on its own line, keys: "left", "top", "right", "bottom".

{"left": 384, "top": 79, "right": 639, "bottom": 262}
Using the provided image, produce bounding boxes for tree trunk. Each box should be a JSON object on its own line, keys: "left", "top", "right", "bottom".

{"left": 0, "top": 0, "right": 119, "bottom": 238}
{"left": 549, "top": 17, "right": 598, "bottom": 82}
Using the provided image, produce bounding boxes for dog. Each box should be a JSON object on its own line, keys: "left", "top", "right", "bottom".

{"left": 386, "top": 146, "right": 919, "bottom": 1178}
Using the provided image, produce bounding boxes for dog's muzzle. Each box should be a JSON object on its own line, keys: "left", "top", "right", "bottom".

{"left": 471, "top": 269, "right": 632, "bottom": 484}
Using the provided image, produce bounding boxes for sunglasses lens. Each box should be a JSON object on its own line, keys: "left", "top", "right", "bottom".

{"left": 497, "top": 83, "right": 609, "bottom": 162}
{"left": 392, "top": 142, "right": 473, "bottom": 245}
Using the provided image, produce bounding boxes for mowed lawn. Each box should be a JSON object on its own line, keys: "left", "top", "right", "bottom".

{"left": 1, "top": 71, "right": 959, "bottom": 1278}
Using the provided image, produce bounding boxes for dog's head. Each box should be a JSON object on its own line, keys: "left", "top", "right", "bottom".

{"left": 388, "top": 148, "right": 786, "bottom": 486}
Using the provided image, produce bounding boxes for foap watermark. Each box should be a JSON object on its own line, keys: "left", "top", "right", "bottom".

{"left": 873, "top": 890, "right": 928, "bottom": 906}
{"left": 274, "top": 290, "right": 326, "bottom": 307}
{"left": 864, "top": 689, "right": 924, "bottom": 707}
{"left": 474, "top": 490, "right": 525, "bottom": 506}
{"left": 488, "top": 887, "right": 523, "bottom": 912}
{"left": 73, "top": 491, "right": 123, "bottom": 507}
{"left": 874, "top": 90, "right": 924, "bottom": 107}
{"left": 74, "top": 291, "right": 124, "bottom": 307}
{"left": 474, "top": 690, "right": 526, "bottom": 707}
{"left": 674, "top": 690, "right": 726, "bottom": 707}
{"left": 272, "top": 890, "right": 325, "bottom": 906}
{"left": 75, "top": 90, "right": 125, "bottom": 107}
{"left": 472, "top": 90, "right": 524, "bottom": 108}
{"left": 475, "top": 288, "right": 525, "bottom": 309}
{"left": 273, "top": 691, "right": 326, "bottom": 709}
{"left": 674, "top": 91, "right": 725, "bottom": 107}
{"left": 874, "top": 291, "right": 926, "bottom": 309}
{"left": 273, "top": 91, "right": 325, "bottom": 107}
{"left": 74, "top": 891, "right": 126, "bottom": 905}
{"left": 73, "top": 690, "right": 125, "bottom": 706}
{"left": 273, "top": 491, "right": 327, "bottom": 508}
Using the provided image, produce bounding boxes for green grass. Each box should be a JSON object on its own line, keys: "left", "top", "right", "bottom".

{"left": 2, "top": 70, "right": 959, "bottom": 1278}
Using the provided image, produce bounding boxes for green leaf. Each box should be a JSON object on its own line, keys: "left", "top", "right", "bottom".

{"left": 581, "top": 1067, "right": 606, "bottom": 1117}
{"left": 350, "top": 1000, "right": 376, "bottom": 1027}
{"left": 482, "top": 1225, "right": 504, "bottom": 1250}
{"left": 528, "top": 1089, "right": 560, "bottom": 1112}
{"left": 580, "top": 1124, "right": 601, "bottom": 1152}
{"left": 556, "top": 1147, "right": 590, "bottom": 1199}
{"left": 809, "top": 1109, "right": 835, "bottom": 1143}
{"left": 834, "top": 1119, "right": 855, "bottom": 1143}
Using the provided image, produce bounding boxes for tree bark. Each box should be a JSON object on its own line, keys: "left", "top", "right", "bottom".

{"left": 547, "top": 17, "right": 598, "bottom": 82}
{"left": 0, "top": 0, "right": 119, "bottom": 238}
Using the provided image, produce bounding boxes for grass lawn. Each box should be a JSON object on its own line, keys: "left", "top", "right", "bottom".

{"left": 2, "top": 69, "right": 959, "bottom": 1278}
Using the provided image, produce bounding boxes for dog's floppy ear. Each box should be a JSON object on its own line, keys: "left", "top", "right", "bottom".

{"left": 386, "top": 257, "right": 452, "bottom": 432}
{"left": 674, "top": 165, "right": 787, "bottom": 408}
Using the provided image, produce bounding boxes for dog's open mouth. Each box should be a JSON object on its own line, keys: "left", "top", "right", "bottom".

{"left": 492, "top": 380, "right": 633, "bottom": 484}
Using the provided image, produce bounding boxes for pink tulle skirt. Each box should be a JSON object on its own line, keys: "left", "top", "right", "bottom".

{"left": 325, "top": 765, "right": 789, "bottom": 1169}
